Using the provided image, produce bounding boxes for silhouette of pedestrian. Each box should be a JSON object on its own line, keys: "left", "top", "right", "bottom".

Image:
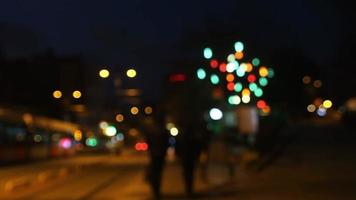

{"left": 142, "top": 110, "right": 169, "bottom": 200}
{"left": 175, "top": 117, "right": 209, "bottom": 197}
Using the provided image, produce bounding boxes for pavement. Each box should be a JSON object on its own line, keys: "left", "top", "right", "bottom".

{"left": 0, "top": 122, "right": 356, "bottom": 199}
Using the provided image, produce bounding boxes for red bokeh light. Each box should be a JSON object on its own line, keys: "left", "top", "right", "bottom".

{"left": 227, "top": 82, "right": 235, "bottom": 91}
{"left": 247, "top": 74, "right": 257, "bottom": 83}
{"left": 210, "top": 59, "right": 219, "bottom": 68}
{"left": 257, "top": 100, "right": 267, "bottom": 109}
{"left": 135, "top": 142, "right": 149, "bottom": 151}
{"left": 219, "top": 62, "right": 226, "bottom": 72}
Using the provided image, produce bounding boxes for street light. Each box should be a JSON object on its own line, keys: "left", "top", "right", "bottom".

{"left": 144, "top": 106, "right": 153, "bottom": 115}
{"left": 115, "top": 114, "right": 124, "bottom": 122}
{"left": 72, "top": 90, "right": 82, "bottom": 99}
{"left": 52, "top": 90, "right": 62, "bottom": 99}
{"left": 99, "top": 69, "right": 110, "bottom": 78}
{"left": 130, "top": 106, "right": 139, "bottom": 115}
{"left": 126, "top": 69, "right": 137, "bottom": 78}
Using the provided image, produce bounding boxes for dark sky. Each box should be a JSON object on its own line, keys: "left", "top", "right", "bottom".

{"left": 1, "top": 0, "right": 355, "bottom": 99}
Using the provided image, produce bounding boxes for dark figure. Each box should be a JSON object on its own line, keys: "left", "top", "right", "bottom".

{"left": 143, "top": 113, "right": 169, "bottom": 200}
{"left": 176, "top": 119, "right": 209, "bottom": 196}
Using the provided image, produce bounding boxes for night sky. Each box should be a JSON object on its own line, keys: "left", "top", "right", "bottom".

{"left": 1, "top": 0, "right": 355, "bottom": 99}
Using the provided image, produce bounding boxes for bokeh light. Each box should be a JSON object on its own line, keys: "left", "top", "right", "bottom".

{"left": 219, "top": 63, "right": 227, "bottom": 72}
{"left": 210, "top": 59, "right": 219, "bottom": 68}
{"left": 254, "top": 88, "right": 263, "bottom": 97}
{"left": 209, "top": 108, "right": 223, "bottom": 120}
{"left": 323, "top": 100, "right": 332, "bottom": 109}
{"left": 226, "top": 62, "right": 237, "bottom": 73}
{"left": 307, "top": 104, "right": 316, "bottom": 112}
{"left": 210, "top": 74, "right": 220, "bottom": 85}
{"left": 252, "top": 58, "right": 260, "bottom": 66}
{"left": 99, "top": 121, "right": 108, "bottom": 129}
{"left": 228, "top": 95, "right": 241, "bottom": 105}
{"left": 257, "top": 100, "right": 267, "bottom": 109}
{"left": 259, "top": 77, "right": 268, "bottom": 86}
{"left": 99, "top": 69, "right": 110, "bottom": 78}
{"left": 235, "top": 51, "right": 244, "bottom": 60}
{"left": 197, "top": 68, "right": 206, "bottom": 80}
{"left": 74, "top": 130, "right": 82, "bottom": 141}
{"left": 227, "top": 54, "right": 236, "bottom": 62}
{"left": 86, "top": 137, "right": 98, "bottom": 147}
{"left": 234, "top": 82, "right": 243, "bottom": 92}
{"left": 317, "top": 107, "right": 327, "bottom": 117}
{"left": 259, "top": 66, "right": 269, "bottom": 77}
{"left": 144, "top": 106, "right": 153, "bottom": 114}
{"left": 313, "top": 80, "right": 322, "bottom": 88}
{"left": 242, "top": 95, "right": 251, "bottom": 103}
{"left": 204, "top": 47, "right": 213, "bottom": 59}
{"left": 53, "top": 90, "right": 62, "bottom": 99}
{"left": 246, "top": 63, "right": 253, "bottom": 72}
{"left": 234, "top": 41, "right": 244, "bottom": 52}
{"left": 268, "top": 68, "right": 275, "bottom": 78}
{"left": 72, "top": 90, "right": 82, "bottom": 99}
{"left": 242, "top": 88, "right": 251, "bottom": 96}
{"left": 227, "top": 82, "right": 235, "bottom": 91}
{"left": 226, "top": 74, "right": 235, "bottom": 82}
{"left": 116, "top": 114, "right": 124, "bottom": 122}
{"left": 249, "top": 83, "right": 258, "bottom": 91}
{"left": 302, "top": 76, "right": 311, "bottom": 84}
{"left": 170, "top": 127, "right": 179, "bottom": 136}
{"left": 247, "top": 74, "right": 257, "bottom": 83}
{"left": 104, "top": 126, "right": 117, "bottom": 137}
{"left": 130, "top": 106, "right": 139, "bottom": 115}
{"left": 127, "top": 69, "right": 137, "bottom": 78}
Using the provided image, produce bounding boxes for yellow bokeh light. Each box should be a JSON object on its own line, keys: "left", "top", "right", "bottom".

{"left": 242, "top": 88, "right": 251, "bottom": 96}
{"left": 246, "top": 63, "right": 253, "bottom": 72}
{"left": 72, "top": 90, "right": 82, "bottom": 99}
{"left": 144, "top": 106, "right": 153, "bottom": 115}
{"left": 53, "top": 90, "right": 62, "bottom": 99}
{"left": 226, "top": 74, "right": 235, "bottom": 82}
{"left": 74, "top": 130, "right": 82, "bottom": 141}
{"left": 131, "top": 106, "right": 139, "bottom": 115}
{"left": 170, "top": 127, "right": 179, "bottom": 136}
{"left": 259, "top": 66, "right": 269, "bottom": 77}
{"left": 99, "top": 69, "right": 110, "bottom": 78}
{"left": 116, "top": 114, "right": 124, "bottom": 122}
{"left": 127, "top": 69, "right": 137, "bottom": 78}
{"left": 323, "top": 100, "right": 332, "bottom": 109}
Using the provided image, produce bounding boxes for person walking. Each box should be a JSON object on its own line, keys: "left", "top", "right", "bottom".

{"left": 142, "top": 111, "right": 169, "bottom": 200}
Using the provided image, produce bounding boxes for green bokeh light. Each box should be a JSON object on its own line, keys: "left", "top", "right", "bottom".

{"left": 249, "top": 83, "right": 258, "bottom": 91}
{"left": 197, "top": 68, "right": 206, "bottom": 80}
{"left": 86, "top": 138, "right": 98, "bottom": 147}
{"left": 204, "top": 47, "right": 213, "bottom": 59}
{"left": 268, "top": 68, "right": 275, "bottom": 78}
{"left": 234, "top": 82, "right": 243, "bottom": 92}
{"left": 259, "top": 77, "right": 268, "bottom": 86}
{"left": 210, "top": 74, "right": 220, "bottom": 85}
{"left": 252, "top": 58, "right": 260, "bottom": 66}
{"left": 255, "top": 88, "right": 263, "bottom": 97}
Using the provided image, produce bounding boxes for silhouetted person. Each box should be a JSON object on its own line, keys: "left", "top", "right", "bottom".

{"left": 176, "top": 118, "right": 209, "bottom": 196}
{"left": 142, "top": 112, "right": 169, "bottom": 200}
